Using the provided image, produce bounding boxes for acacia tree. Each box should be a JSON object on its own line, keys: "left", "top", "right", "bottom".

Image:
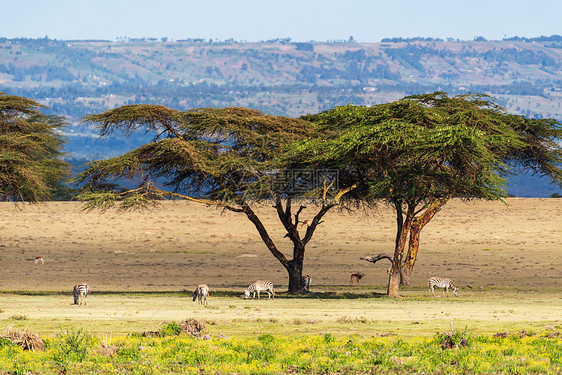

{"left": 75, "top": 105, "right": 354, "bottom": 293}
{"left": 0, "top": 93, "right": 70, "bottom": 202}
{"left": 296, "top": 92, "right": 562, "bottom": 297}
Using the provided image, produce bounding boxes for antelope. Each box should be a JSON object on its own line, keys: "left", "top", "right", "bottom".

{"left": 300, "top": 219, "right": 312, "bottom": 228}
{"left": 350, "top": 272, "right": 365, "bottom": 285}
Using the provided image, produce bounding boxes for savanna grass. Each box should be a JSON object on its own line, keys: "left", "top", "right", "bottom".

{"left": 0, "top": 330, "right": 559, "bottom": 374}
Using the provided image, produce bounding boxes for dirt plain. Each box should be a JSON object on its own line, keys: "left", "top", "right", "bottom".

{"left": 0, "top": 198, "right": 560, "bottom": 293}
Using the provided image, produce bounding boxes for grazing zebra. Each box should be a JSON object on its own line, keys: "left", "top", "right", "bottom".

{"left": 73, "top": 282, "right": 90, "bottom": 305}
{"left": 302, "top": 275, "right": 312, "bottom": 291}
{"left": 244, "top": 280, "right": 275, "bottom": 299}
{"left": 34, "top": 256, "right": 44, "bottom": 265}
{"left": 350, "top": 272, "right": 365, "bottom": 285}
{"left": 428, "top": 277, "right": 459, "bottom": 297}
{"left": 192, "top": 284, "right": 209, "bottom": 305}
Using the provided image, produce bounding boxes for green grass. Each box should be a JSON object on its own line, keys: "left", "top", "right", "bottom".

{"left": 0, "top": 288, "right": 560, "bottom": 338}
{"left": 0, "top": 329, "right": 560, "bottom": 374}
{"left": 0, "top": 288, "right": 560, "bottom": 373}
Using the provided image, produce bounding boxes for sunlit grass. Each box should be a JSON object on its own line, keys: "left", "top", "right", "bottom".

{"left": 0, "top": 329, "right": 559, "bottom": 374}
{"left": 0, "top": 288, "right": 560, "bottom": 339}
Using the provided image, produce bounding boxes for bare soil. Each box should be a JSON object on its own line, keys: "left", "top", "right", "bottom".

{"left": 0, "top": 199, "right": 560, "bottom": 293}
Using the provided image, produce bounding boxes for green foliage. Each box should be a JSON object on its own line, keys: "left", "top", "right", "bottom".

{"left": 434, "top": 327, "right": 470, "bottom": 348}
{"left": 0, "top": 331, "right": 559, "bottom": 374}
{"left": 49, "top": 328, "right": 92, "bottom": 365}
{"left": 160, "top": 323, "right": 183, "bottom": 337}
{"left": 0, "top": 93, "right": 71, "bottom": 202}
{"left": 257, "top": 334, "right": 275, "bottom": 345}
{"left": 116, "top": 346, "right": 140, "bottom": 361}
{"left": 75, "top": 105, "right": 314, "bottom": 210}
{"left": 0, "top": 337, "right": 15, "bottom": 349}
{"left": 297, "top": 92, "right": 562, "bottom": 206}
{"left": 323, "top": 333, "right": 335, "bottom": 344}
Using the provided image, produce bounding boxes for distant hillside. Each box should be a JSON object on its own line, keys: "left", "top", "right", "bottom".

{"left": 0, "top": 36, "right": 561, "bottom": 197}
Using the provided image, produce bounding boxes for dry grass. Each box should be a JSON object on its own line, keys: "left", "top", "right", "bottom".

{"left": 0, "top": 199, "right": 560, "bottom": 292}
{"left": 0, "top": 327, "right": 45, "bottom": 351}
{"left": 0, "top": 199, "right": 560, "bottom": 338}
{"left": 0, "top": 289, "right": 560, "bottom": 338}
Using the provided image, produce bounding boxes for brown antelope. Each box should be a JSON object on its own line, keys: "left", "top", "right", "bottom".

{"left": 34, "top": 256, "right": 44, "bottom": 265}
{"left": 300, "top": 219, "right": 312, "bottom": 228}
{"left": 350, "top": 272, "right": 365, "bottom": 285}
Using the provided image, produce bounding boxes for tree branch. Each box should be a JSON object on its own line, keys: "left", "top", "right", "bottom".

{"left": 360, "top": 254, "right": 393, "bottom": 264}
{"left": 242, "top": 204, "right": 289, "bottom": 269}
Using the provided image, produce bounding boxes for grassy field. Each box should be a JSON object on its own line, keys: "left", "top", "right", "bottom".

{"left": 0, "top": 199, "right": 560, "bottom": 373}
{"left": 0, "top": 289, "right": 561, "bottom": 338}
{"left": 0, "top": 198, "right": 560, "bottom": 335}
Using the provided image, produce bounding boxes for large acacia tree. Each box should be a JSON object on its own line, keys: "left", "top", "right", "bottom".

{"left": 296, "top": 92, "right": 562, "bottom": 297}
{"left": 0, "top": 93, "right": 70, "bottom": 202}
{"left": 75, "top": 105, "right": 354, "bottom": 293}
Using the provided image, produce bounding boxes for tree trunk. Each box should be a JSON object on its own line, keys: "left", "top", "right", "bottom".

{"left": 400, "top": 266, "right": 413, "bottom": 286}
{"left": 287, "top": 243, "right": 305, "bottom": 293}
{"left": 402, "top": 197, "right": 449, "bottom": 286}
{"left": 400, "top": 220, "right": 421, "bottom": 286}
{"left": 287, "top": 260, "right": 304, "bottom": 293}
{"left": 394, "top": 204, "right": 414, "bottom": 288}
{"left": 387, "top": 267, "right": 401, "bottom": 298}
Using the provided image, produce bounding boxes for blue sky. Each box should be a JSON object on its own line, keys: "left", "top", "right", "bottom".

{"left": 1, "top": 0, "right": 561, "bottom": 42}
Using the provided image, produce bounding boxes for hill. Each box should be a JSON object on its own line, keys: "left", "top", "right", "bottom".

{"left": 0, "top": 36, "right": 561, "bottom": 196}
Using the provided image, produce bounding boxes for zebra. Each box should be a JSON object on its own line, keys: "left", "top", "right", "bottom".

{"left": 244, "top": 280, "right": 275, "bottom": 299}
{"left": 302, "top": 275, "right": 312, "bottom": 291}
{"left": 73, "top": 282, "right": 90, "bottom": 305}
{"left": 192, "top": 284, "right": 209, "bottom": 305}
{"left": 428, "top": 277, "right": 459, "bottom": 297}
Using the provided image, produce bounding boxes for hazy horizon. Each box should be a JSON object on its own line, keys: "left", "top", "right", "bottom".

{"left": 2, "top": 1, "right": 561, "bottom": 43}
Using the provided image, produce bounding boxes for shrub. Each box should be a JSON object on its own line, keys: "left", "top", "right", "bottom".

{"left": 50, "top": 328, "right": 92, "bottom": 365}
{"left": 160, "top": 323, "right": 183, "bottom": 337}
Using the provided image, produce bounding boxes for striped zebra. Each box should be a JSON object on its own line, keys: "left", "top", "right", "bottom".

{"left": 192, "top": 284, "right": 209, "bottom": 305}
{"left": 73, "top": 282, "right": 90, "bottom": 305}
{"left": 428, "top": 277, "right": 458, "bottom": 297}
{"left": 302, "top": 275, "right": 312, "bottom": 291}
{"left": 244, "top": 280, "right": 275, "bottom": 299}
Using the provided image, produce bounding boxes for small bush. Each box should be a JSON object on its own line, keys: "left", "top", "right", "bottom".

{"left": 160, "top": 323, "right": 183, "bottom": 337}
{"left": 50, "top": 328, "right": 92, "bottom": 365}
{"left": 323, "top": 333, "right": 335, "bottom": 344}
{"left": 117, "top": 346, "right": 140, "bottom": 361}
{"left": 0, "top": 337, "right": 14, "bottom": 349}
{"left": 258, "top": 334, "right": 275, "bottom": 345}
{"left": 435, "top": 327, "right": 469, "bottom": 350}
